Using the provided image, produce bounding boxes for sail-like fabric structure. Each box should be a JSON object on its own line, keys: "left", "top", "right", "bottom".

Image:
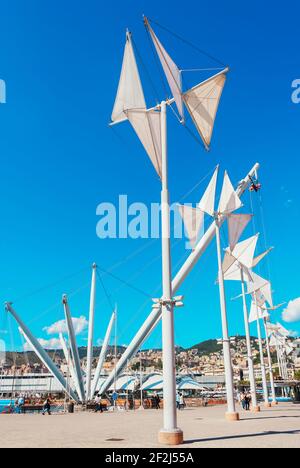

{"left": 146, "top": 22, "right": 184, "bottom": 121}
{"left": 111, "top": 32, "right": 146, "bottom": 124}
{"left": 222, "top": 252, "right": 238, "bottom": 277}
{"left": 227, "top": 214, "right": 253, "bottom": 252}
{"left": 259, "top": 282, "right": 274, "bottom": 308}
{"left": 247, "top": 272, "right": 269, "bottom": 295}
{"left": 276, "top": 322, "right": 290, "bottom": 337}
{"left": 230, "top": 235, "right": 259, "bottom": 269}
{"left": 222, "top": 235, "right": 258, "bottom": 281}
{"left": 178, "top": 205, "right": 204, "bottom": 248}
{"left": 111, "top": 32, "right": 162, "bottom": 178}
{"left": 127, "top": 110, "right": 162, "bottom": 178}
{"left": 249, "top": 301, "right": 269, "bottom": 323}
{"left": 145, "top": 18, "right": 228, "bottom": 149}
{"left": 252, "top": 248, "right": 273, "bottom": 268}
{"left": 198, "top": 166, "right": 219, "bottom": 216}
{"left": 183, "top": 70, "right": 228, "bottom": 150}
{"left": 218, "top": 171, "right": 243, "bottom": 215}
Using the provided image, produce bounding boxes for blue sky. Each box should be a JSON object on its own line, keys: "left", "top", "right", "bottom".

{"left": 0, "top": 0, "right": 299, "bottom": 351}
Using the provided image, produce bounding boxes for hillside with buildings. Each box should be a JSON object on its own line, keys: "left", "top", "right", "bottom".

{"left": 2, "top": 336, "right": 300, "bottom": 381}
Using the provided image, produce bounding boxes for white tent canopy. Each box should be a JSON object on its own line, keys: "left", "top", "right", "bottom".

{"left": 108, "top": 375, "right": 137, "bottom": 392}
{"left": 141, "top": 373, "right": 164, "bottom": 391}
{"left": 176, "top": 379, "right": 207, "bottom": 391}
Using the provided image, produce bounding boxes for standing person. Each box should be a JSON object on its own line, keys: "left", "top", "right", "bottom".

{"left": 176, "top": 393, "right": 180, "bottom": 410}
{"left": 42, "top": 398, "right": 51, "bottom": 416}
{"left": 154, "top": 392, "right": 160, "bottom": 410}
{"left": 240, "top": 392, "right": 246, "bottom": 410}
{"left": 94, "top": 395, "right": 103, "bottom": 413}
{"left": 245, "top": 392, "right": 252, "bottom": 411}
{"left": 18, "top": 396, "right": 25, "bottom": 414}
{"left": 179, "top": 393, "right": 185, "bottom": 410}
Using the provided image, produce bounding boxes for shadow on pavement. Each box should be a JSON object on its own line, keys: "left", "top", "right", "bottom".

{"left": 184, "top": 429, "right": 300, "bottom": 445}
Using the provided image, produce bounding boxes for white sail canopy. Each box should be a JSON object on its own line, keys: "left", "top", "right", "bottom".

{"left": 230, "top": 235, "right": 259, "bottom": 269}
{"left": 111, "top": 32, "right": 146, "bottom": 124}
{"left": 276, "top": 322, "right": 290, "bottom": 337}
{"left": 146, "top": 21, "right": 184, "bottom": 121}
{"left": 247, "top": 272, "right": 269, "bottom": 295}
{"left": 183, "top": 69, "right": 228, "bottom": 150}
{"left": 178, "top": 205, "right": 205, "bottom": 248}
{"left": 260, "top": 282, "right": 274, "bottom": 308}
{"left": 222, "top": 251, "right": 239, "bottom": 277}
{"left": 269, "top": 334, "right": 281, "bottom": 347}
{"left": 267, "top": 323, "right": 280, "bottom": 336}
{"left": 198, "top": 166, "right": 219, "bottom": 217}
{"left": 252, "top": 248, "right": 273, "bottom": 269}
{"left": 223, "top": 235, "right": 258, "bottom": 281}
{"left": 218, "top": 171, "right": 243, "bottom": 215}
{"left": 227, "top": 214, "right": 253, "bottom": 252}
{"left": 262, "top": 303, "right": 286, "bottom": 312}
{"left": 249, "top": 301, "right": 269, "bottom": 323}
{"left": 127, "top": 109, "right": 162, "bottom": 178}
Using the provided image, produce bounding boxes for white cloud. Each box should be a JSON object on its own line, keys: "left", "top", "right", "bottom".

{"left": 282, "top": 298, "right": 300, "bottom": 323}
{"left": 43, "top": 316, "right": 88, "bottom": 336}
{"left": 24, "top": 338, "right": 62, "bottom": 351}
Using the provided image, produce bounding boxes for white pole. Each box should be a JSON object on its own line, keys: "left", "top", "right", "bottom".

{"left": 254, "top": 297, "right": 270, "bottom": 407}
{"left": 276, "top": 342, "right": 283, "bottom": 379}
{"left": 215, "top": 222, "right": 239, "bottom": 421}
{"left": 139, "top": 352, "right": 144, "bottom": 410}
{"left": 6, "top": 303, "right": 79, "bottom": 403}
{"left": 63, "top": 295, "right": 85, "bottom": 403}
{"left": 282, "top": 348, "right": 288, "bottom": 380}
{"left": 263, "top": 319, "right": 277, "bottom": 405}
{"left": 99, "top": 164, "right": 260, "bottom": 396}
{"left": 91, "top": 311, "right": 115, "bottom": 397}
{"left": 59, "top": 333, "right": 81, "bottom": 399}
{"left": 86, "top": 263, "right": 97, "bottom": 401}
{"left": 158, "top": 101, "right": 183, "bottom": 446}
{"left": 113, "top": 306, "right": 118, "bottom": 411}
{"left": 240, "top": 269, "right": 259, "bottom": 412}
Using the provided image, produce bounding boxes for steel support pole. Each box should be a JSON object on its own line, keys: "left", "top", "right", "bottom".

{"left": 263, "top": 319, "right": 277, "bottom": 405}
{"left": 86, "top": 263, "right": 97, "bottom": 401}
{"left": 158, "top": 101, "right": 183, "bottom": 445}
{"left": 92, "top": 311, "right": 116, "bottom": 397}
{"left": 216, "top": 222, "right": 239, "bottom": 421}
{"left": 240, "top": 270, "right": 259, "bottom": 411}
{"left": 63, "top": 295, "right": 85, "bottom": 403}
{"left": 254, "top": 298, "right": 270, "bottom": 407}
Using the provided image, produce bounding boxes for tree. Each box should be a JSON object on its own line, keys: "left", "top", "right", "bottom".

{"left": 294, "top": 370, "right": 300, "bottom": 381}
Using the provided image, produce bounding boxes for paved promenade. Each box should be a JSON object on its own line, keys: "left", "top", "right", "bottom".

{"left": 0, "top": 403, "right": 299, "bottom": 448}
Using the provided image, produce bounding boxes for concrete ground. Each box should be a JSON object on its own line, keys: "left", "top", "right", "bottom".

{"left": 0, "top": 403, "right": 299, "bottom": 448}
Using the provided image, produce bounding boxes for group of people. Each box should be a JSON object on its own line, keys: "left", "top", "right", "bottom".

{"left": 239, "top": 392, "right": 252, "bottom": 411}
{"left": 13, "top": 395, "right": 52, "bottom": 415}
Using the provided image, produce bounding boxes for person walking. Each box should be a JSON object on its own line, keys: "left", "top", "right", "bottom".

{"left": 154, "top": 392, "right": 160, "bottom": 410}
{"left": 245, "top": 392, "right": 252, "bottom": 411}
{"left": 42, "top": 398, "right": 51, "bottom": 416}
{"left": 94, "top": 395, "right": 103, "bottom": 413}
